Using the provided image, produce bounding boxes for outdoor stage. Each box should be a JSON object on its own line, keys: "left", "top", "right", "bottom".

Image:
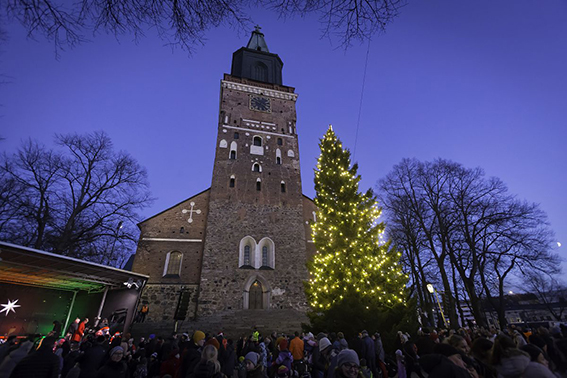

{"left": 0, "top": 242, "right": 148, "bottom": 337}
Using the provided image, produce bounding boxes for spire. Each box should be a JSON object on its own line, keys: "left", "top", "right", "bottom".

{"left": 246, "top": 26, "right": 270, "bottom": 53}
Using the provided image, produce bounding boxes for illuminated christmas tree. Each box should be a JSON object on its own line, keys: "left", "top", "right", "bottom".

{"left": 306, "top": 126, "right": 407, "bottom": 331}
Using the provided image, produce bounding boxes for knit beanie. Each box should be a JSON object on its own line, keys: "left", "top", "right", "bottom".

{"left": 205, "top": 338, "right": 220, "bottom": 350}
{"left": 110, "top": 346, "right": 124, "bottom": 357}
{"left": 245, "top": 352, "right": 259, "bottom": 366}
{"left": 520, "top": 344, "right": 544, "bottom": 362}
{"left": 337, "top": 349, "right": 360, "bottom": 367}
{"left": 193, "top": 330, "right": 206, "bottom": 344}
{"left": 319, "top": 337, "right": 332, "bottom": 351}
{"left": 278, "top": 339, "right": 288, "bottom": 351}
{"left": 277, "top": 366, "right": 290, "bottom": 376}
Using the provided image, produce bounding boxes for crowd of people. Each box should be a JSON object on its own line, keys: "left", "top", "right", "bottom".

{"left": 1, "top": 320, "right": 567, "bottom": 378}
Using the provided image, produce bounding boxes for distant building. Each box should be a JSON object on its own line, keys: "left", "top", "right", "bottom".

{"left": 131, "top": 28, "right": 316, "bottom": 335}
{"left": 429, "top": 291, "right": 567, "bottom": 329}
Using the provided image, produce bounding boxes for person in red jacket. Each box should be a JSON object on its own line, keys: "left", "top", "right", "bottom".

{"left": 72, "top": 317, "right": 88, "bottom": 343}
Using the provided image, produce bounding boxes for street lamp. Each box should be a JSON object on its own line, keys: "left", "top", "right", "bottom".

{"left": 427, "top": 283, "right": 448, "bottom": 328}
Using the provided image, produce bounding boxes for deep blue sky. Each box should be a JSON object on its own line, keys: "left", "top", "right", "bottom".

{"left": 1, "top": 1, "right": 566, "bottom": 276}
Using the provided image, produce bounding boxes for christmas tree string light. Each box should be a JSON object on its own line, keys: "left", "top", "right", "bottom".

{"left": 306, "top": 126, "right": 407, "bottom": 310}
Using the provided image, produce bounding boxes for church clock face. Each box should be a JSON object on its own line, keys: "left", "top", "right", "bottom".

{"left": 250, "top": 95, "right": 271, "bottom": 112}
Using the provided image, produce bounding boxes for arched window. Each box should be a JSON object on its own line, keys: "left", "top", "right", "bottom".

{"left": 239, "top": 236, "right": 257, "bottom": 268}
{"left": 244, "top": 245, "right": 251, "bottom": 265}
{"left": 252, "top": 163, "right": 261, "bottom": 172}
{"left": 281, "top": 181, "right": 286, "bottom": 193}
{"left": 219, "top": 139, "right": 227, "bottom": 148}
{"left": 163, "top": 251, "right": 183, "bottom": 277}
{"left": 258, "top": 237, "right": 275, "bottom": 269}
{"left": 230, "top": 141, "right": 237, "bottom": 159}
{"left": 256, "top": 179, "right": 261, "bottom": 191}
{"left": 253, "top": 136, "right": 262, "bottom": 146}
{"left": 276, "top": 148, "right": 282, "bottom": 165}
{"left": 262, "top": 246, "right": 268, "bottom": 266}
{"left": 229, "top": 177, "right": 235, "bottom": 188}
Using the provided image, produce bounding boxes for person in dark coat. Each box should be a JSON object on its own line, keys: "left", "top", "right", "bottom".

{"left": 334, "top": 350, "right": 361, "bottom": 378}
{"left": 61, "top": 342, "right": 81, "bottom": 378}
{"left": 419, "top": 354, "right": 471, "bottom": 378}
{"left": 192, "top": 345, "right": 224, "bottom": 378}
{"left": 77, "top": 336, "right": 107, "bottom": 378}
{"left": 415, "top": 328, "right": 436, "bottom": 357}
{"left": 245, "top": 352, "right": 267, "bottom": 378}
{"left": 147, "top": 353, "right": 160, "bottom": 378}
{"left": 222, "top": 339, "right": 237, "bottom": 378}
{"left": 10, "top": 336, "right": 60, "bottom": 378}
{"left": 178, "top": 330, "right": 205, "bottom": 378}
{"left": 96, "top": 346, "right": 127, "bottom": 378}
{"left": 50, "top": 321, "right": 62, "bottom": 338}
{"left": 0, "top": 335, "right": 17, "bottom": 364}
{"left": 160, "top": 350, "right": 182, "bottom": 377}
{"left": 360, "top": 331, "right": 376, "bottom": 376}
{"left": 161, "top": 333, "right": 179, "bottom": 362}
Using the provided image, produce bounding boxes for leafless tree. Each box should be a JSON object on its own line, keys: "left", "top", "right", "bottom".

{"left": 521, "top": 268, "right": 566, "bottom": 322}
{"left": 1, "top": 0, "right": 404, "bottom": 54}
{"left": 0, "top": 131, "right": 153, "bottom": 266}
{"left": 379, "top": 158, "right": 559, "bottom": 329}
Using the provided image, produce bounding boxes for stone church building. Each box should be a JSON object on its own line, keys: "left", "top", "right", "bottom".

{"left": 131, "top": 29, "right": 317, "bottom": 335}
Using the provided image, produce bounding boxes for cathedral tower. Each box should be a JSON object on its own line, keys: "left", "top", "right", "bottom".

{"left": 197, "top": 27, "right": 315, "bottom": 321}
{"left": 132, "top": 28, "right": 316, "bottom": 334}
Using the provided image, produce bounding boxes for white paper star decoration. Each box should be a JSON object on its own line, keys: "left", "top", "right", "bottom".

{"left": 0, "top": 299, "right": 21, "bottom": 316}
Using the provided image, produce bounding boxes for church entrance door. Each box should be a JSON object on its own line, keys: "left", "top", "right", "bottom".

{"left": 249, "top": 280, "right": 263, "bottom": 309}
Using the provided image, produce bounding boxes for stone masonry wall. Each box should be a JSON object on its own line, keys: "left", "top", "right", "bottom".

{"left": 139, "top": 284, "right": 199, "bottom": 323}
{"left": 198, "top": 201, "right": 309, "bottom": 317}
{"left": 132, "top": 190, "right": 209, "bottom": 284}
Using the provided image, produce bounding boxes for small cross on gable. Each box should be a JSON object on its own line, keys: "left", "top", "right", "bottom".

{"left": 182, "top": 202, "right": 202, "bottom": 223}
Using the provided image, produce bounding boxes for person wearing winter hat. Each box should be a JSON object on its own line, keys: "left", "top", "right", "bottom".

{"left": 277, "top": 365, "right": 290, "bottom": 378}
{"left": 520, "top": 344, "right": 556, "bottom": 378}
{"left": 193, "top": 330, "right": 206, "bottom": 346}
{"left": 420, "top": 343, "right": 475, "bottom": 378}
{"left": 274, "top": 340, "right": 293, "bottom": 373}
{"left": 245, "top": 352, "right": 266, "bottom": 378}
{"left": 335, "top": 349, "right": 361, "bottom": 378}
{"left": 96, "top": 346, "right": 128, "bottom": 377}
{"left": 319, "top": 337, "right": 332, "bottom": 352}
{"left": 311, "top": 337, "right": 336, "bottom": 378}
{"left": 206, "top": 338, "right": 221, "bottom": 350}
{"left": 178, "top": 330, "right": 206, "bottom": 378}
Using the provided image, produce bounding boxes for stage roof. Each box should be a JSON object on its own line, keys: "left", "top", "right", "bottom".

{"left": 0, "top": 242, "right": 148, "bottom": 292}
